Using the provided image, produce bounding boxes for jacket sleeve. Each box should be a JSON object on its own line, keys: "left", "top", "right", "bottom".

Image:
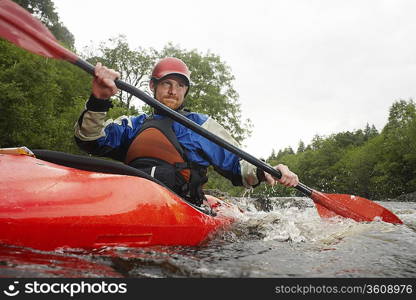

{"left": 191, "top": 116, "right": 264, "bottom": 188}
{"left": 74, "top": 95, "right": 141, "bottom": 161}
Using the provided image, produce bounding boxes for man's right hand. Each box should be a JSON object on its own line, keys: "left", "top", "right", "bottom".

{"left": 92, "top": 62, "right": 120, "bottom": 99}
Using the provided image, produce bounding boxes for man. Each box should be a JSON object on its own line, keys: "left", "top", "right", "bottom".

{"left": 74, "top": 57, "right": 299, "bottom": 206}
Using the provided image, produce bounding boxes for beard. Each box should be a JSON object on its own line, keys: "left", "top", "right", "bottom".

{"left": 161, "top": 96, "right": 182, "bottom": 109}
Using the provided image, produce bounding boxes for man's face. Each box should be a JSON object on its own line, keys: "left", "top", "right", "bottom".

{"left": 151, "top": 75, "right": 188, "bottom": 110}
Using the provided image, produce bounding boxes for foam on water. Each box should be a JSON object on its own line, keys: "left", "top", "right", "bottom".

{"left": 222, "top": 197, "right": 414, "bottom": 249}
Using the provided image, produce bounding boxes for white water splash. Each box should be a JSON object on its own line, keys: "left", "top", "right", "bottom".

{"left": 226, "top": 197, "right": 406, "bottom": 247}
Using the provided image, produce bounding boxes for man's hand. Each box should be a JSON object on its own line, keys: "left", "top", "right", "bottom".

{"left": 264, "top": 164, "right": 299, "bottom": 187}
{"left": 92, "top": 62, "right": 120, "bottom": 99}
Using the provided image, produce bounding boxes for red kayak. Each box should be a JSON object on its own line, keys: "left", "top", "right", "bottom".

{"left": 0, "top": 149, "right": 237, "bottom": 251}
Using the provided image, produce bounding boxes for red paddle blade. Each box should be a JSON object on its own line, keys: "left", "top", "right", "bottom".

{"left": 311, "top": 190, "right": 403, "bottom": 224}
{"left": 315, "top": 202, "right": 338, "bottom": 219}
{"left": 0, "top": 0, "right": 77, "bottom": 62}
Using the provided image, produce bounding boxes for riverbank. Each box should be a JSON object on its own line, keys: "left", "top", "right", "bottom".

{"left": 384, "top": 191, "right": 416, "bottom": 202}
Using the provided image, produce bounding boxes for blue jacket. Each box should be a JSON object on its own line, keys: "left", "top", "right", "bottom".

{"left": 74, "top": 96, "right": 261, "bottom": 187}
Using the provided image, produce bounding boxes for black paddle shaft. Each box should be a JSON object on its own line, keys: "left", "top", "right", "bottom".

{"left": 74, "top": 59, "right": 313, "bottom": 197}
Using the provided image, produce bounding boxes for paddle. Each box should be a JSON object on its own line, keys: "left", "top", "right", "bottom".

{"left": 0, "top": 0, "right": 403, "bottom": 224}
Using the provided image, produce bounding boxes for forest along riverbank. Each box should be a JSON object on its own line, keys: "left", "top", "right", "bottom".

{"left": 385, "top": 191, "right": 416, "bottom": 202}
{"left": 0, "top": 195, "right": 415, "bottom": 278}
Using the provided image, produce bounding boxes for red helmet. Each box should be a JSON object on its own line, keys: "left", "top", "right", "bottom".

{"left": 151, "top": 57, "right": 191, "bottom": 86}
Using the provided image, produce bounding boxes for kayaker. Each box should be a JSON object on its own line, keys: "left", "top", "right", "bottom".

{"left": 74, "top": 57, "right": 299, "bottom": 206}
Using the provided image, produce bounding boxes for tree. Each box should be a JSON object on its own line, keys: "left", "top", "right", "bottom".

{"left": 12, "top": 0, "right": 75, "bottom": 48}
{"left": 310, "top": 134, "right": 324, "bottom": 150}
{"left": 0, "top": 40, "right": 90, "bottom": 152}
{"left": 374, "top": 99, "right": 416, "bottom": 197}
{"left": 383, "top": 99, "right": 415, "bottom": 132}
{"left": 364, "top": 123, "right": 379, "bottom": 141}
{"left": 268, "top": 149, "right": 277, "bottom": 160}
{"left": 333, "top": 137, "right": 382, "bottom": 198}
{"left": 297, "top": 140, "right": 305, "bottom": 153}
{"left": 156, "top": 43, "right": 252, "bottom": 143}
{"left": 85, "top": 35, "right": 156, "bottom": 110}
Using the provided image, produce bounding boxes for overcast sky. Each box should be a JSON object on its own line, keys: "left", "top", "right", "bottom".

{"left": 53, "top": 0, "right": 416, "bottom": 158}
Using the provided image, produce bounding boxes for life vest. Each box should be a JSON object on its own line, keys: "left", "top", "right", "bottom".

{"left": 125, "top": 114, "right": 208, "bottom": 206}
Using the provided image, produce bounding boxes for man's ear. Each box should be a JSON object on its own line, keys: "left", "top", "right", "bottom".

{"left": 149, "top": 80, "right": 155, "bottom": 92}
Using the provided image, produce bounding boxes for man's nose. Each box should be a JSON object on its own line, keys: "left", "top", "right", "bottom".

{"left": 168, "top": 85, "right": 178, "bottom": 95}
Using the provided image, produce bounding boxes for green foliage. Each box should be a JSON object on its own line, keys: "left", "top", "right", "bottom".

{"left": 156, "top": 43, "right": 252, "bottom": 143}
{"left": 12, "top": 0, "right": 75, "bottom": 48}
{"left": 332, "top": 136, "right": 383, "bottom": 198}
{"left": 0, "top": 1, "right": 84, "bottom": 151}
{"left": 107, "top": 97, "right": 140, "bottom": 119}
{"left": 0, "top": 40, "right": 89, "bottom": 152}
{"left": 260, "top": 99, "right": 415, "bottom": 200}
{"left": 297, "top": 140, "right": 305, "bottom": 153}
{"left": 204, "top": 167, "right": 246, "bottom": 197}
{"left": 85, "top": 35, "right": 156, "bottom": 110}
{"left": 375, "top": 100, "right": 416, "bottom": 196}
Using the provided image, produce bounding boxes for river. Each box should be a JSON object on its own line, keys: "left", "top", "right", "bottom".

{"left": 0, "top": 197, "right": 415, "bottom": 278}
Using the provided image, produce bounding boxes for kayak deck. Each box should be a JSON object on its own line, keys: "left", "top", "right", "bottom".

{"left": 0, "top": 153, "right": 236, "bottom": 250}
